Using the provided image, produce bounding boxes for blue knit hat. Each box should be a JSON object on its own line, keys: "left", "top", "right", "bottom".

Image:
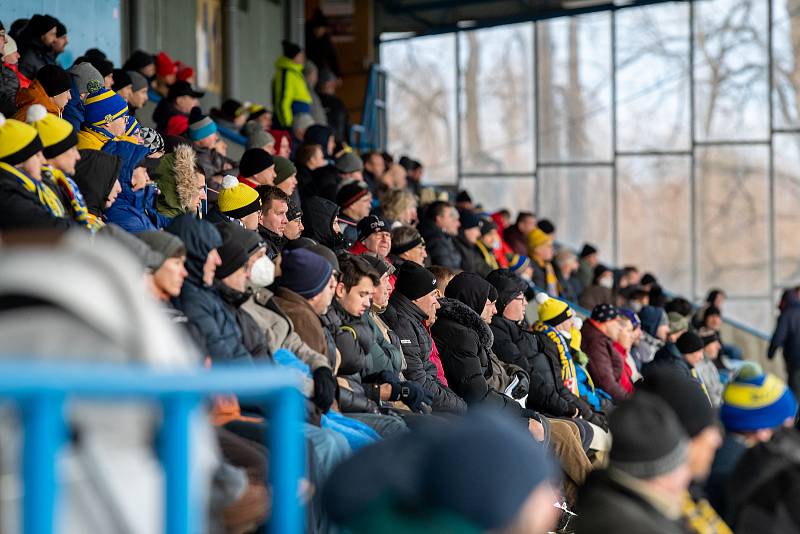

{"left": 188, "top": 107, "right": 217, "bottom": 142}
{"left": 508, "top": 254, "right": 531, "bottom": 275}
{"left": 84, "top": 82, "right": 129, "bottom": 127}
{"left": 721, "top": 366, "right": 797, "bottom": 432}
{"left": 278, "top": 248, "right": 333, "bottom": 298}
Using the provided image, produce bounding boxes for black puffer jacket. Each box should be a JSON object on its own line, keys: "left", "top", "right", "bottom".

{"left": 491, "top": 316, "right": 573, "bottom": 417}
{"left": 383, "top": 291, "right": 467, "bottom": 414}
{"left": 0, "top": 64, "right": 19, "bottom": 118}
{"left": 0, "top": 165, "right": 74, "bottom": 231}
{"left": 421, "top": 222, "right": 461, "bottom": 269}
{"left": 17, "top": 39, "right": 55, "bottom": 79}
{"left": 431, "top": 296, "right": 524, "bottom": 418}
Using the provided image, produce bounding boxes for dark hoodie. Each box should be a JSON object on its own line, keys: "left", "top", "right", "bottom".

{"left": 73, "top": 149, "right": 122, "bottom": 217}
{"left": 167, "top": 215, "right": 252, "bottom": 363}
{"left": 303, "top": 124, "right": 340, "bottom": 201}
{"left": 769, "top": 289, "right": 800, "bottom": 367}
{"left": 302, "top": 196, "right": 347, "bottom": 253}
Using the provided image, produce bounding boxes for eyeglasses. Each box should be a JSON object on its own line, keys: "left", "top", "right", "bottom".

{"left": 513, "top": 295, "right": 526, "bottom": 303}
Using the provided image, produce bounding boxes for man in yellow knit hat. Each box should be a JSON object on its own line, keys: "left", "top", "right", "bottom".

{"left": 527, "top": 227, "right": 559, "bottom": 297}
{"left": 0, "top": 111, "right": 73, "bottom": 230}
{"left": 26, "top": 103, "right": 102, "bottom": 232}
{"left": 214, "top": 174, "right": 262, "bottom": 230}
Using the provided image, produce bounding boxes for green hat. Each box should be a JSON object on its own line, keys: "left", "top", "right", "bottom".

{"left": 273, "top": 156, "right": 297, "bottom": 185}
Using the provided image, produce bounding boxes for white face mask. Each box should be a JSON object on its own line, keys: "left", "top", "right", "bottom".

{"left": 249, "top": 256, "right": 275, "bottom": 288}
{"left": 599, "top": 276, "right": 614, "bottom": 289}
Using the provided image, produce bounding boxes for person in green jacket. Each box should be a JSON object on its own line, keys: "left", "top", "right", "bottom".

{"left": 272, "top": 40, "right": 313, "bottom": 129}
{"left": 153, "top": 143, "right": 205, "bottom": 218}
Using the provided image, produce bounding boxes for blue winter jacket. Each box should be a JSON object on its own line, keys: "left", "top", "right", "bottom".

{"left": 61, "top": 80, "right": 85, "bottom": 133}
{"left": 168, "top": 215, "right": 253, "bottom": 364}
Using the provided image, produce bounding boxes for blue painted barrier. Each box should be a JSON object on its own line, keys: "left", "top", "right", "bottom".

{"left": 0, "top": 355, "right": 303, "bottom": 534}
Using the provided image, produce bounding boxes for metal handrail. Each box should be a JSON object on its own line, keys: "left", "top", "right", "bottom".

{"left": 0, "top": 354, "right": 304, "bottom": 534}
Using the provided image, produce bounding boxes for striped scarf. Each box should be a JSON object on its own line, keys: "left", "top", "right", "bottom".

{"left": 533, "top": 321, "right": 580, "bottom": 396}
{"left": 45, "top": 165, "right": 102, "bottom": 233}
{"left": 0, "top": 161, "right": 65, "bottom": 218}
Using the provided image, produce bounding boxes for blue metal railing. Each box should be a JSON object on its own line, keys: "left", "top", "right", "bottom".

{"left": 0, "top": 354, "right": 304, "bottom": 534}
{"left": 350, "top": 64, "right": 387, "bottom": 152}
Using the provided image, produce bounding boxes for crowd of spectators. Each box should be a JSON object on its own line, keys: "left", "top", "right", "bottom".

{"left": 0, "top": 11, "right": 799, "bottom": 534}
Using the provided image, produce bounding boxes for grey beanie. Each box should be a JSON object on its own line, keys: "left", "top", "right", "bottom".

{"left": 69, "top": 62, "right": 104, "bottom": 95}
{"left": 609, "top": 391, "right": 689, "bottom": 479}
{"left": 335, "top": 152, "right": 363, "bottom": 174}
{"left": 127, "top": 70, "right": 148, "bottom": 92}
{"left": 243, "top": 120, "right": 275, "bottom": 150}
{"left": 292, "top": 113, "right": 315, "bottom": 134}
{"left": 137, "top": 231, "right": 186, "bottom": 267}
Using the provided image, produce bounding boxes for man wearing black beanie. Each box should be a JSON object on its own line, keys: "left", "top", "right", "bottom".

{"left": 238, "top": 148, "right": 276, "bottom": 188}
{"left": 14, "top": 64, "right": 71, "bottom": 119}
{"left": 644, "top": 331, "right": 710, "bottom": 401}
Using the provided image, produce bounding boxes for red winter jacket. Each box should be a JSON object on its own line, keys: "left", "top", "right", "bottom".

{"left": 580, "top": 319, "right": 630, "bottom": 401}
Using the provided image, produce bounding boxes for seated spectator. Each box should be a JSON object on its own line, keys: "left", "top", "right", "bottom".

{"left": 210, "top": 98, "right": 247, "bottom": 130}
{"left": 361, "top": 150, "right": 385, "bottom": 196}
{"left": 612, "top": 313, "right": 638, "bottom": 395}
{"left": 283, "top": 199, "right": 304, "bottom": 242}
{"left": 272, "top": 40, "right": 312, "bottom": 129}
{"left": 16, "top": 14, "right": 58, "bottom": 79}
{"left": 0, "top": 112, "right": 73, "bottom": 230}
{"left": 380, "top": 188, "right": 417, "bottom": 228}
{"left": 420, "top": 201, "right": 461, "bottom": 269}
{"left": 696, "top": 328, "right": 724, "bottom": 407}
{"left": 360, "top": 254, "right": 404, "bottom": 374}
{"left": 453, "top": 211, "right": 484, "bottom": 274}
{"left": 111, "top": 69, "right": 132, "bottom": 102}
{"left": 581, "top": 304, "right": 630, "bottom": 402}
{"left": 257, "top": 186, "right": 289, "bottom": 258}
{"left": 637, "top": 369, "right": 729, "bottom": 534}
{"left": 474, "top": 218, "right": 501, "bottom": 276}
{"left": 579, "top": 264, "right": 615, "bottom": 311}
{"left": 237, "top": 148, "right": 276, "bottom": 190}
{"left": 707, "top": 366, "right": 798, "bottom": 524}
{"left": 153, "top": 143, "right": 205, "bottom": 218}
{"left": 270, "top": 128, "right": 292, "bottom": 158}
{"left": 14, "top": 63, "right": 71, "bottom": 119}
{"left": 61, "top": 61, "right": 103, "bottom": 131}
{"left": 349, "top": 215, "right": 391, "bottom": 258}
{"left": 616, "top": 265, "right": 641, "bottom": 293}
{"left": 568, "top": 317, "right": 613, "bottom": 413}
{"left": 302, "top": 195, "right": 346, "bottom": 253}
{"left": 215, "top": 175, "right": 262, "bottom": 230}
{"left": 295, "top": 142, "right": 326, "bottom": 201}
{"left": 1, "top": 35, "right": 26, "bottom": 117}
{"left": 273, "top": 156, "right": 297, "bottom": 198}
{"left": 576, "top": 392, "right": 692, "bottom": 534}
{"left": 577, "top": 243, "right": 599, "bottom": 288}
{"left": 527, "top": 228, "right": 558, "bottom": 296}
{"left": 125, "top": 70, "right": 149, "bottom": 120}
{"left": 555, "top": 249, "right": 582, "bottom": 303}
{"left": 72, "top": 148, "right": 121, "bottom": 229}
{"left": 336, "top": 180, "right": 371, "bottom": 244}
{"left": 504, "top": 211, "right": 537, "bottom": 256}
{"left": 242, "top": 120, "right": 275, "bottom": 152}
{"left": 189, "top": 107, "right": 231, "bottom": 200}
{"left": 153, "top": 79, "right": 202, "bottom": 133}
{"left": 382, "top": 262, "right": 467, "bottom": 414}
{"left": 638, "top": 304, "right": 669, "bottom": 364}
{"left": 389, "top": 225, "right": 427, "bottom": 267}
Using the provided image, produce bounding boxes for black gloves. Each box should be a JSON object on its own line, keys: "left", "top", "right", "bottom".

{"left": 511, "top": 372, "right": 530, "bottom": 399}
{"left": 312, "top": 367, "right": 337, "bottom": 413}
{"left": 398, "top": 381, "right": 432, "bottom": 412}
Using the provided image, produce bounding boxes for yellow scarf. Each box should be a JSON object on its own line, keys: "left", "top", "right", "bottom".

{"left": 0, "top": 161, "right": 66, "bottom": 218}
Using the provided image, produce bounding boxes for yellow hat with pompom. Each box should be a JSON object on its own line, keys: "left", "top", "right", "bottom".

{"left": 25, "top": 104, "right": 77, "bottom": 159}
{"left": 0, "top": 113, "right": 43, "bottom": 165}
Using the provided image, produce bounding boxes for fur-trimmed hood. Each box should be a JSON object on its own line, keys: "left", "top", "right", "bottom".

{"left": 436, "top": 297, "right": 494, "bottom": 350}
{"left": 154, "top": 144, "right": 197, "bottom": 217}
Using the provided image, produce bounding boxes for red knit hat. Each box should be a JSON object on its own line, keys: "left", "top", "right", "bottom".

{"left": 175, "top": 61, "right": 195, "bottom": 82}
{"left": 166, "top": 115, "right": 189, "bottom": 136}
{"left": 156, "top": 51, "right": 177, "bottom": 77}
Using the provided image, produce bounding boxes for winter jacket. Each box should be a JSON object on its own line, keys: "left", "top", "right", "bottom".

{"left": 154, "top": 145, "right": 198, "bottom": 218}
{"left": 558, "top": 273, "right": 583, "bottom": 305}
{"left": 768, "top": 296, "right": 800, "bottom": 367}
{"left": 531, "top": 257, "right": 559, "bottom": 297}
{"left": 431, "top": 297, "right": 527, "bottom": 418}
{"left": 423, "top": 227, "right": 461, "bottom": 269}
{"left": 454, "top": 235, "right": 484, "bottom": 274}
{"left": 61, "top": 78, "right": 86, "bottom": 132}
{"left": 580, "top": 284, "right": 615, "bottom": 311}
{"left": 273, "top": 286, "right": 335, "bottom": 366}
{"left": 581, "top": 319, "right": 630, "bottom": 401}
{"left": 643, "top": 343, "right": 694, "bottom": 381}
{"left": 257, "top": 225, "right": 287, "bottom": 260}
{"left": 728, "top": 429, "right": 800, "bottom": 534}
{"left": 301, "top": 196, "right": 346, "bottom": 253}
{"left": 338, "top": 212, "right": 360, "bottom": 246}
{"left": 576, "top": 470, "right": 691, "bottom": 534}
{"left": 490, "top": 315, "right": 572, "bottom": 416}
{"left": 503, "top": 224, "right": 528, "bottom": 256}
{"left": 243, "top": 287, "right": 331, "bottom": 371}
{"left": 101, "top": 138, "right": 161, "bottom": 233}
{"left": 152, "top": 98, "right": 184, "bottom": 133}
{"left": 169, "top": 216, "right": 253, "bottom": 363}
{"left": 13, "top": 78, "right": 62, "bottom": 120}
{"left": 217, "top": 282, "right": 271, "bottom": 361}
{"left": 17, "top": 39, "right": 55, "bottom": 79}
{"left": 365, "top": 310, "right": 404, "bottom": 375}
{"left": 706, "top": 434, "right": 749, "bottom": 525}
{"left": 0, "top": 163, "right": 74, "bottom": 231}
{"left": 72, "top": 149, "right": 122, "bottom": 221}
{"left": 0, "top": 64, "right": 20, "bottom": 117}
{"left": 272, "top": 56, "right": 312, "bottom": 128}
{"left": 383, "top": 291, "right": 467, "bottom": 414}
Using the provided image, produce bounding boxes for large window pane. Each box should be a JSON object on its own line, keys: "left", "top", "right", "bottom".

{"left": 724, "top": 298, "right": 775, "bottom": 336}
{"left": 772, "top": 0, "right": 800, "bottom": 128}
{"left": 382, "top": 35, "right": 457, "bottom": 184}
{"left": 458, "top": 24, "right": 535, "bottom": 173}
{"left": 459, "top": 176, "right": 535, "bottom": 215}
{"left": 617, "top": 156, "right": 692, "bottom": 296}
{"left": 615, "top": 3, "right": 691, "bottom": 152}
{"left": 537, "top": 167, "right": 613, "bottom": 259}
{"left": 537, "top": 13, "right": 612, "bottom": 163}
{"left": 695, "top": 145, "right": 769, "bottom": 298}
{"left": 694, "top": 0, "right": 769, "bottom": 141}
{"left": 774, "top": 134, "right": 800, "bottom": 286}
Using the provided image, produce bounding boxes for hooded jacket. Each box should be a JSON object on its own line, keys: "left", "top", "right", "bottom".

{"left": 301, "top": 195, "right": 346, "bottom": 253}
{"left": 431, "top": 273, "right": 526, "bottom": 418}
{"left": 62, "top": 77, "right": 87, "bottom": 132}
{"left": 581, "top": 319, "right": 629, "bottom": 402}
{"left": 272, "top": 56, "right": 312, "bottom": 128}
{"left": 154, "top": 144, "right": 197, "bottom": 218}
{"left": 768, "top": 290, "right": 800, "bottom": 367}
{"left": 168, "top": 215, "right": 253, "bottom": 363}
{"left": 382, "top": 291, "right": 468, "bottom": 414}
{"left": 102, "top": 139, "right": 162, "bottom": 233}
{"left": 72, "top": 149, "right": 122, "bottom": 219}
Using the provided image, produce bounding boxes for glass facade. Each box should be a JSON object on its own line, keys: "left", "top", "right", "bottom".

{"left": 381, "top": 0, "right": 800, "bottom": 333}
